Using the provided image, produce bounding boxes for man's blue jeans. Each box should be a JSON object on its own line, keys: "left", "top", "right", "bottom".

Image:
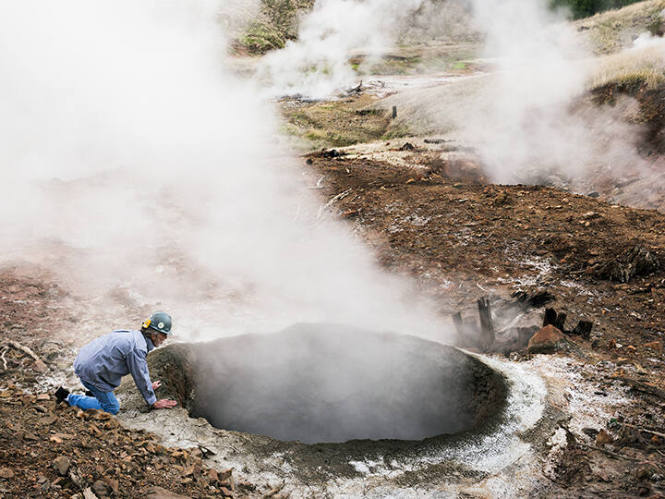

{"left": 67, "top": 379, "right": 120, "bottom": 415}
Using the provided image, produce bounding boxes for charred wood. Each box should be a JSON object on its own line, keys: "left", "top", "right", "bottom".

{"left": 571, "top": 320, "right": 593, "bottom": 340}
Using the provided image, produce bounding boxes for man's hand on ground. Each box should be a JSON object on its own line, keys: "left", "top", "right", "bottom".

{"left": 152, "top": 380, "right": 161, "bottom": 391}
{"left": 152, "top": 399, "right": 177, "bottom": 409}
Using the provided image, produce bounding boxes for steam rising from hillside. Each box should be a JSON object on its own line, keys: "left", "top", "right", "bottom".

{"left": 0, "top": 1, "right": 447, "bottom": 341}
{"left": 257, "top": 0, "right": 431, "bottom": 98}
{"left": 461, "top": 0, "right": 650, "bottom": 184}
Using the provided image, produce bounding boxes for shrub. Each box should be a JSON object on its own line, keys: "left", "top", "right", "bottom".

{"left": 550, "top": 0, "right": 645, "bottom": 19}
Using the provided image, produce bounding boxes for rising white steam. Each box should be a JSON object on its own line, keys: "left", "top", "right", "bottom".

{"left": 257, "top": 0, "right": 429, "bottom": 98}
{"left": 458, "top": 0, "right": 650, "bottom": 183}
{"left": 0, "top": 1, "right": 448, "bottom": 341}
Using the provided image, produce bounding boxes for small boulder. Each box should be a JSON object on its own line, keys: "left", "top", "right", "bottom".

{"left": 0, "top": 467, "right": 14, "bottom": 479}
{"left": 144, "top": 486, "right": 191, "bottom": 499}
{"left": 92, "top": 479, "right": 109, "bottom": 497}
{"left": 643, "top": 341, "right": 663, "bottom": 353}
{"left": 52, "top": 456, "right": 71, "bottom": 476}
{"left": 527, "top": 325, "right": 566, "bottom": 354}
{"left": 596, "top": 429, "right": 613, "bottom": 446}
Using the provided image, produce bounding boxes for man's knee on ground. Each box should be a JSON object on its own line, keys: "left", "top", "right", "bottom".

{"left": 101, "top": 400, "right": 120, "bottom": 415}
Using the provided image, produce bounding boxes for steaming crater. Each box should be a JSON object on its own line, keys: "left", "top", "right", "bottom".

{"left": 150, "top": 324, "right": 507, "bottom": 444}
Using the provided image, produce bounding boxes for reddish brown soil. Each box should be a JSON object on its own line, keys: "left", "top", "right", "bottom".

{"left": 1, "top": 152, "right": 665, "bottom": 496}
{"left": 306, "top": 154, "right": 665, "bottom": 494}
{"left": 0, "top": 394, "right": 241, "bottom": 498}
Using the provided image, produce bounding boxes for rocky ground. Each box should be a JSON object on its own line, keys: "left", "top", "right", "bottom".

{"left": 2, "top": 1, "right": 665, "bottom": 496}
{"left": 0, "top": 269, "right": 252, "bottom": 498}
{"left": 305, "top": 153, "right": 665, "bottom": 496}
{"left": 1, "top": 152, "right": 664, "bottom": 496}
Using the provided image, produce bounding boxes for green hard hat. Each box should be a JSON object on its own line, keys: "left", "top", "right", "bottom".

{"left": 142, "top": 312, "right": 173, "bottom": 335}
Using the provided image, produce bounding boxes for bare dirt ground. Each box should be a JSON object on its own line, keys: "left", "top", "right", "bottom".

{"left": 305, "top": 152, "right": 665, "bottom": 496}
{"left": 2, "top": 151, "right": 664, "bottom": 496}
{"left": 2, "top": 3, "right": 665, "bottom": 496}
{"left": 0, "top": 268, "right": 249, "bottom": 498}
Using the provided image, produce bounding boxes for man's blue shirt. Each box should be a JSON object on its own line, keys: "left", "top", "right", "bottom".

{"left": 74, "top": 329, "right": 157, "bottom": 405}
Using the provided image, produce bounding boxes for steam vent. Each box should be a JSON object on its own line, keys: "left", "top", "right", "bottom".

{"left": 147, "top": 324, "right": 508, "bottom": 444}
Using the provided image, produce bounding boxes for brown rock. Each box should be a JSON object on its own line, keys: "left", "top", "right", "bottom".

{"left": 635, "top": 465, "right": 655, "bottom": 480}
{"left": 41, "top": 415, "right": 57, "bottom": 425}
{"left": 596, "top": 429, "right": 613, "bottom": 446}
{"left": 527, "top": 325, "right": 566, "bottom": 354}
{"left": 82, "top": 488, "right": 99, "bottom": 499}
{"left": 643, "top": 341, "right": 663, "bottom": 353}
{"left": 33, "top": 359, "right": 48, "bottom": 373}
{"left": 52, "top": 456, "right": 71, "bottom": 476}
{"left": 144, "top": 485, "right": 191, "bottom": 498}
{"left": 92, "top": 479, "right": 109, "bottom": 497}
{"left": 0, "top": 467, "right": 14, "bottom": 479}
{"left": 107, "top": 478, "right": 119, "bottom": 495}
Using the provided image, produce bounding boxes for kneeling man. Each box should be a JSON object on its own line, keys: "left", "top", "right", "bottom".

{"left": 56, "top": 312, "right": 178, "bottom": 414}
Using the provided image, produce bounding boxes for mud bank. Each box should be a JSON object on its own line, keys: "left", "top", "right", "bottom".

{"left": 115, "top": 325, "right": 563, "bottom": 496}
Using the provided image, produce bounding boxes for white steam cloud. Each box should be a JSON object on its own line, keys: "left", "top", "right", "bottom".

{"left": 0, "top": 1, "right": 448, "bottom": 341}
{"left": 257, "top": 0, "right": 429, "bottom": 98}
{"left": 430, "top": 0, "right": 652, "bottom": 185}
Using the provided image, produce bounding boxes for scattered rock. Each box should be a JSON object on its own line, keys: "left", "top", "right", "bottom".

{"left": 107, "top": 478, "right": 119, "bottom": 495}
{"left": 635, "top": 465, "right": 655, "bottom": 480}
{"left": 0, "top": 467, "right": 14, "bottom": 479}
{"left": 219, "top": 486, "right": 234, "bottom": 497}
{"left": 493, "top": 191, "right": 510, "bottom": 206}
{"left": 144, "top": 485, "right": 191, "bottom": 498}
{"left": 643, "top": 341, "right": 663, "bottom": 353}
{"left": 527, "top": 325, "right": 567, "bottom": 354}
{"left": 92, "top": 479, "right": 109, "bottom": 497}
{"left": 593, "top": 245, "right": 660, "bottom": 283}
{"left": 596, "top": 429, "right": 614, "bottom": 446}
{"left": 637, "top": 485, "right": 651, "bottom": 496}
{"left": 52, "top": 456, "right": 71, "bottom": 476}
{"left": 82, "top": 487, "right": 99, "bottom": 499}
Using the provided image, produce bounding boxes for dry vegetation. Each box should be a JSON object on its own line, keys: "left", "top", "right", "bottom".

{"left": 574, "top": 0, "right": 665, "bottom": 54}
{"left": 589, "top": 42, "right": 665, "bottom": 89}
{"left": 235, "top": 0, "right": 314, "bottom": 54}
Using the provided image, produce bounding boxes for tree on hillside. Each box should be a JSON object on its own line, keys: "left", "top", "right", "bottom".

{"left": 550, "top": 0, "right": 644, "bottom": 19}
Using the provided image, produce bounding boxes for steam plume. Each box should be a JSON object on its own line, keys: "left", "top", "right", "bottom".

{"left": 257, "top": 0, "right": 431, "bottom": 98}
{"left": 0, "top": 1, "right": 449, "bottom": 341}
